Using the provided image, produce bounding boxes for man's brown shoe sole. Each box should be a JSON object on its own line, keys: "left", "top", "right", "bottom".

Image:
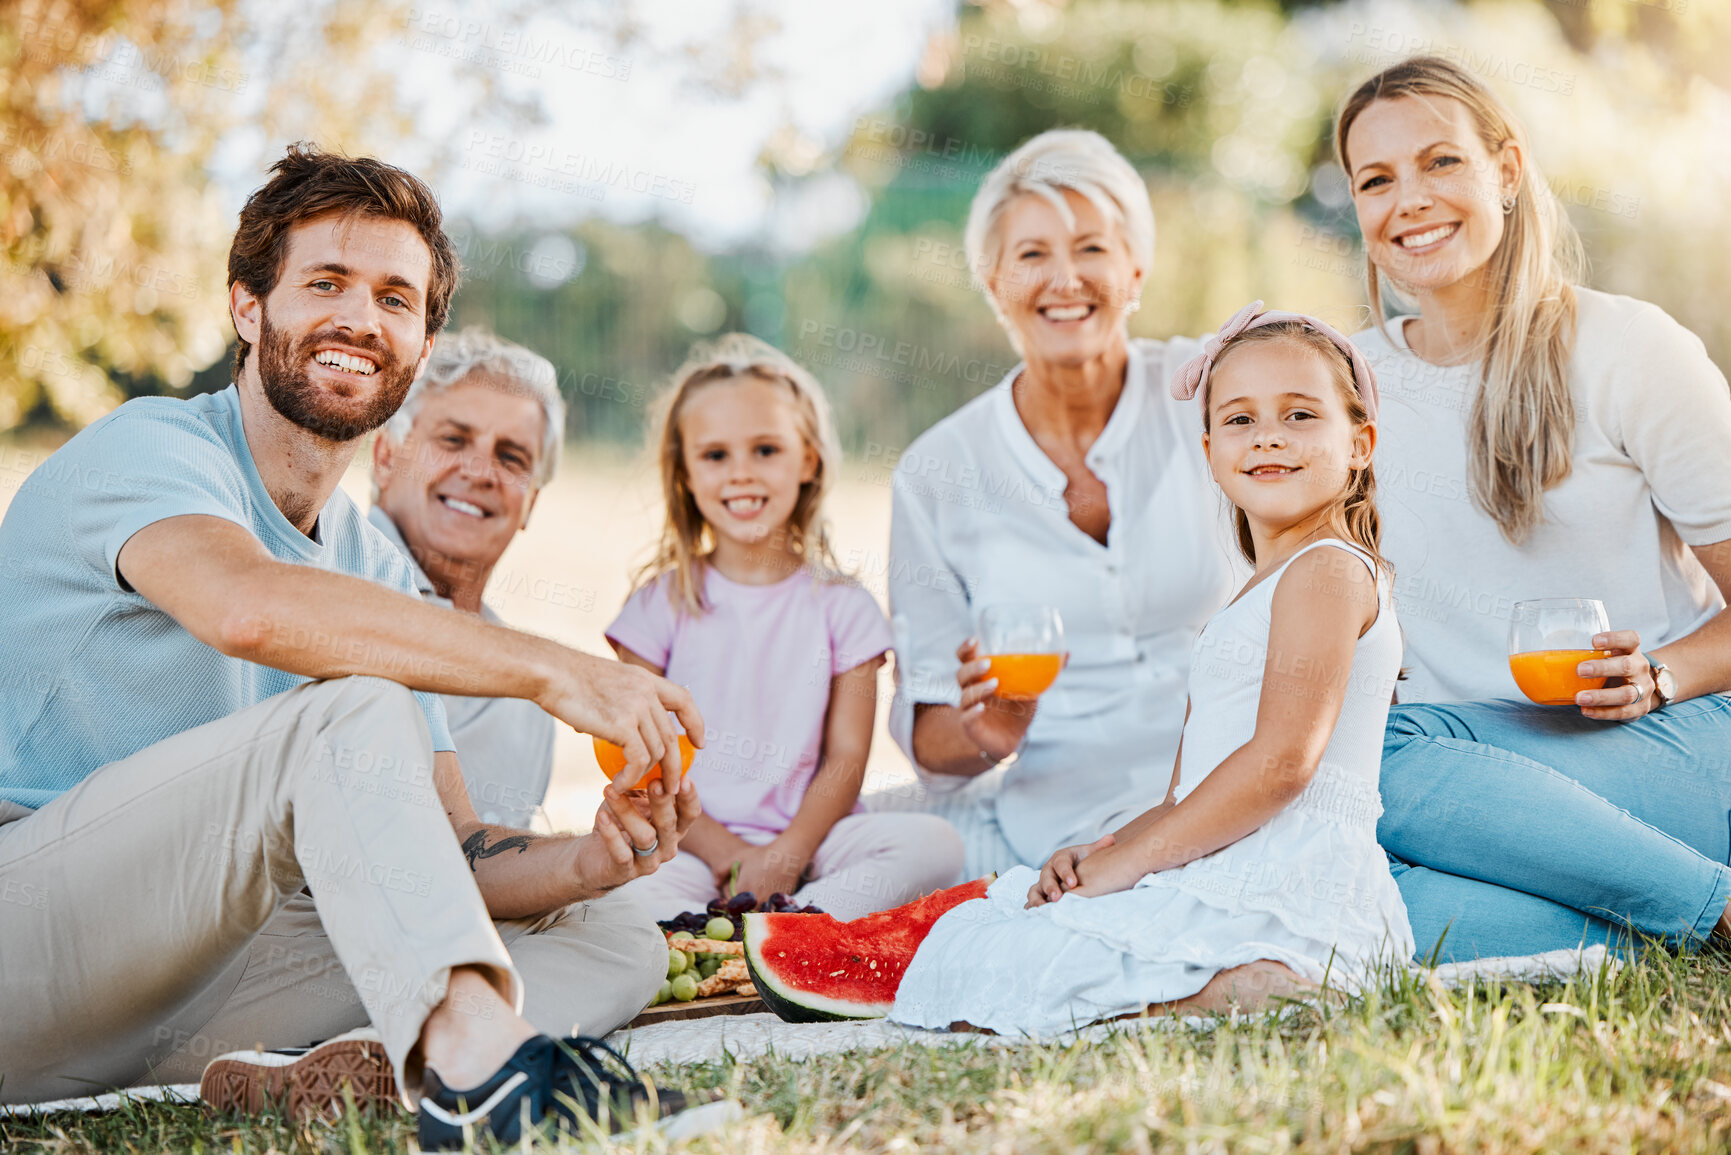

{"left": 200, "top": 1029, "right": 396, "bottom": 1121}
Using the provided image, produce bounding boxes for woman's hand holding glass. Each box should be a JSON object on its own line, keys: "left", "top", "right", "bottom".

{"left": 1507, "top": 598, "right": 1656, "bottom": 721}
{"left": 958, "top": 604, "right": 1068, "bottom": 764}
{"left": 955, "top": 636, "right": 1041, "bottom": 762}
{"left": 1575, "top": 630, "right": 1658, "bottom": 721}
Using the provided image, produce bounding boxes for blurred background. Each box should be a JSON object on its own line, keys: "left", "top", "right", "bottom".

{"left": 5, "top": 0, "right": 1729, "bottom": 828}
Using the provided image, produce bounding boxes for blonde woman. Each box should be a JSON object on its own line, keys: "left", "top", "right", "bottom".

{"left": 1339, "top": 56, "right": 1731, "bottom": 960}
{"left": 887, "top": 130, "right": 1242, "bottom": 877}
{"left": 607, "top": 334, "right": 963, "bottom": 920}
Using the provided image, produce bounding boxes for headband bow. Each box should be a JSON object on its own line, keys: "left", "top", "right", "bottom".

{"left": 1169, "top": 301, "right": 1380, "bottom": 422}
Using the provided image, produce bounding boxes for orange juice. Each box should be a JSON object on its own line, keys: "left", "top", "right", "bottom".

{"left": 986, "top": 653, "right": 1064, "bottom": 700}
{"left": 1508, "top": 649, "right": 1612, "bottom": 706}
{"left": 593, "top": 733, "right": 696, "bottom": 786}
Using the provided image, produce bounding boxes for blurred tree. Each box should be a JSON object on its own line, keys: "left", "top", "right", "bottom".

{"left": 5, "top": 0, "right": 1727, "bottom": 456}
{"left": 0, "top": 0, "right": 427, "bottom": 432}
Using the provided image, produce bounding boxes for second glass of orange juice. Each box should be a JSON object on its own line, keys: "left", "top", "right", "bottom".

{"left": 1507, "top": 598, "right": 1612, "bottom": 706}
{"left": 978, "top": 604, "right": 1067, "bottom": 701}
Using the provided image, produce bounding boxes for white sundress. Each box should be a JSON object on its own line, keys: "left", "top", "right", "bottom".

{"left": 891, "top": 539, "right": 1415, "bottom": 1035}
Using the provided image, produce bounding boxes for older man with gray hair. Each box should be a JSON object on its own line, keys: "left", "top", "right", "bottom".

{"left": 359, "top": 326, "right": 668, "bottom": 1034}
{"left": 370, "top": 328, "right": 567, "bottom": 828}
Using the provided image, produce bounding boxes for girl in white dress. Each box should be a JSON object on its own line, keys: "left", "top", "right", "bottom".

{"left": 892, "top": 303, "right": 1415, "bottom": 1033}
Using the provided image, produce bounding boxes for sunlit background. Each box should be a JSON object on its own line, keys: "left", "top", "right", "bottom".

{"left": 5, "top": 0, "right": 1729, "bottom": 829}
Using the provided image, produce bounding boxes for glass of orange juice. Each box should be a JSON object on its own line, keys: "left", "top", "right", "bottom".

{"left": 1508, "top": 598, "right": 1612, "bottom": 706}
{"left": 978, "top": 604, "right": 1067, "bottom": 701}
{"left": 592, "top": 730, "right": 696, "bottom": 788}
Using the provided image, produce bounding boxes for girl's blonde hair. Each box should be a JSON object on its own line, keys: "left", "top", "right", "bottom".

{"left": 638, "top": 333, "right": 843, "bottom": 615}
{"left": 1335, "top": 54, "right": 1584, "bottom": 544}
{"left": 1203, "top": 323, "right": 1387, "bottom": 574}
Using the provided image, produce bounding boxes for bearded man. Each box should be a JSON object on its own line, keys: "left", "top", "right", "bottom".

{"left": 0, "top": 145, "right": 727, "bottom": 1148}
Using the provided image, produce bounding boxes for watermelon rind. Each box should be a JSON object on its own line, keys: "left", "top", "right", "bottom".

{"left": 742, "top": 912, "right": 892, "bottom": 1023}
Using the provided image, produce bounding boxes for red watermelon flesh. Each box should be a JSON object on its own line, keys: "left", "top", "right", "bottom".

{"left": 742, "top": 877, "right": 993, "bottom": 1023}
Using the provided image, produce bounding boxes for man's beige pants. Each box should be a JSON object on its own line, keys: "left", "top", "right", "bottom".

{"left": 0, "top": 677, "right": 664, "bottom": 1105}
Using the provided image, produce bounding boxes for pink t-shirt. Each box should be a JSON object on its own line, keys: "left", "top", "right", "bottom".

{"left": 605, "top": 565, "right": 894, "bottom": 836}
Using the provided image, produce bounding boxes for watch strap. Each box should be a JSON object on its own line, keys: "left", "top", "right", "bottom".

{"left": 1644, "top": 653, "right": 1675, "bottom": 709}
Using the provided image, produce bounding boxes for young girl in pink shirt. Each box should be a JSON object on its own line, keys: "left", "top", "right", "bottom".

{"left": 608, "top": 335, "right": 964, "bottom": 921}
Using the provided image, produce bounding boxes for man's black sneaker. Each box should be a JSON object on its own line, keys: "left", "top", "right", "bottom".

{"left": 417, "top": 1034, "right": 738, "bottom": 1150}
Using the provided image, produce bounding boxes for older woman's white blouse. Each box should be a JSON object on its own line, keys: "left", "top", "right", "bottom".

{"left": 888, "top": 338, "right": 1244, "bottom": 867}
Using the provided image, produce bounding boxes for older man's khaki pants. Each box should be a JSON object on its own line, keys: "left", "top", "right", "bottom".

{"left": 0, "top": 677, "right": 660, "bottom": 1105}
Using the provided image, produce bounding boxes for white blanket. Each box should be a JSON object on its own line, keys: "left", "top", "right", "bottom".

{"left": 0, "top": 945, "right": 1611, "bottom": 1118}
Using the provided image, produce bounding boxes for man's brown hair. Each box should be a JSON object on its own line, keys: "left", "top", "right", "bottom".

{"left": 227, "top": 142, "right": 461, "bottom": 377}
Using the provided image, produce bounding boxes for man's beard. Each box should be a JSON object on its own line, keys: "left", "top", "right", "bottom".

{"left": 256, "top": 310, "right": 417, "bottom": 442}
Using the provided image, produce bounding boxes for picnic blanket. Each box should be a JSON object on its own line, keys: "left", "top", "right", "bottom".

{"left": 0, "top": 945, "right": 1610, "bottom": 1118}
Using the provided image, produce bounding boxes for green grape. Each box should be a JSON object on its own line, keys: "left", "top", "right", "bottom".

{"left": 704, "top": 916, "right": 735, "bottom": 941}
{"left": 670, "top": 972, "right": 700, "bottom": 1002}
{"left": 666, "top": 945, "right": 689, "bottom": 979}
{"left": 669, "top": 931, "right": 696, "bottom": 944}
{"left": 699, "top": 958, "right": 721, "bottom": 979}
{"left": 653, "top": 980, "right": 672, "bottom": 1006}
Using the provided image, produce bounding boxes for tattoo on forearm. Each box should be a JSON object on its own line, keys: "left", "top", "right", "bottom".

{"left": 461, "top": 831, "right": 533, "bottom": 872}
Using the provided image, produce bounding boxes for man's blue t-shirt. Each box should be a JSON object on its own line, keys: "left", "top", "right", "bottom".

{"left": 0, "top": 384, "right": 455, "bottom": 810}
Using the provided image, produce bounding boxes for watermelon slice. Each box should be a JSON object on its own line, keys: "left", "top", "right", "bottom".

{"left": 742, "top": 876, "right": 993, "bottom": 1023}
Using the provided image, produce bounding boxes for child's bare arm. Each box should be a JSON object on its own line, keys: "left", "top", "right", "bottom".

{"left": 734, "top": 655, "right": 883, "bottom": 897}
{"left": 1073, "top": 549, "right": 1376, "bottom": 895}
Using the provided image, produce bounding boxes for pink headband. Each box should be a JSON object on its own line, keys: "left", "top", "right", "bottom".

{"left": 1170, "top": 300, "right": 1379, "bottom": 422}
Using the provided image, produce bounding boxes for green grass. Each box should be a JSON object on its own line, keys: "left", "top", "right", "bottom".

{"left": 10, "top": 947, "right": 1731, "bottom": 1153}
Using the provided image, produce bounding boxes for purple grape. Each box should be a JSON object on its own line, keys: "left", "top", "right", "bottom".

{"left": 725, "top": 892, "right": 757, "bottom": 916}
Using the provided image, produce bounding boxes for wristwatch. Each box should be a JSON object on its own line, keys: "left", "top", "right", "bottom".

{"left": 1645, "top": 653, "right": 1677, "bottom": 710}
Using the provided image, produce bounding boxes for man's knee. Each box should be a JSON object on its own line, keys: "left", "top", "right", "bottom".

{"left": 287, "top": 677, "right": 434, "bottom": 797}
{"left": 619, "top": 909, "right": 671, "bottom": 980}
{"left": 299, "top": 674, "right": 417, "bottom": 714}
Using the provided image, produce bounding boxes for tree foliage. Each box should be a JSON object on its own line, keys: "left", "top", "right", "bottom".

{"left": 0, "top": 0, "right": 423, "bottom": 432}
{"left": 3, "top": 0, "right": 1727, "bottom": 454}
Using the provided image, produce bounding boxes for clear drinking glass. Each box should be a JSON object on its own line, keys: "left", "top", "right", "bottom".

{"left": 977, "top": 604, "right": 1068, "bottom": 701}
{"left": 1507, "top": 598, "right": 1612, "bottom": 706}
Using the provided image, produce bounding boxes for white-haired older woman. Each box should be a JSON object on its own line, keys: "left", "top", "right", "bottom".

{"left": 370, "top": 326, "right": 566, "bottom": 827}
{"left": 888, "top": 130, "right": 1242, "bottom": 877}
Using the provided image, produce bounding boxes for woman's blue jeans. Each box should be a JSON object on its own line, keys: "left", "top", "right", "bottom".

{"left": 1380, "top": 694, "right": 1731, "bottom": 962}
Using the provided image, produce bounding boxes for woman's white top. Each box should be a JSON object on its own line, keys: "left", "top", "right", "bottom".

{"left": 888, "top": 337, "right": 1243, "bottom": 866}
{"left": 1354, "top": 288, "right": 1731, "bottom": 703}
{"left": 892, "top": 540, "right": 1413, "bottom": 1036}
